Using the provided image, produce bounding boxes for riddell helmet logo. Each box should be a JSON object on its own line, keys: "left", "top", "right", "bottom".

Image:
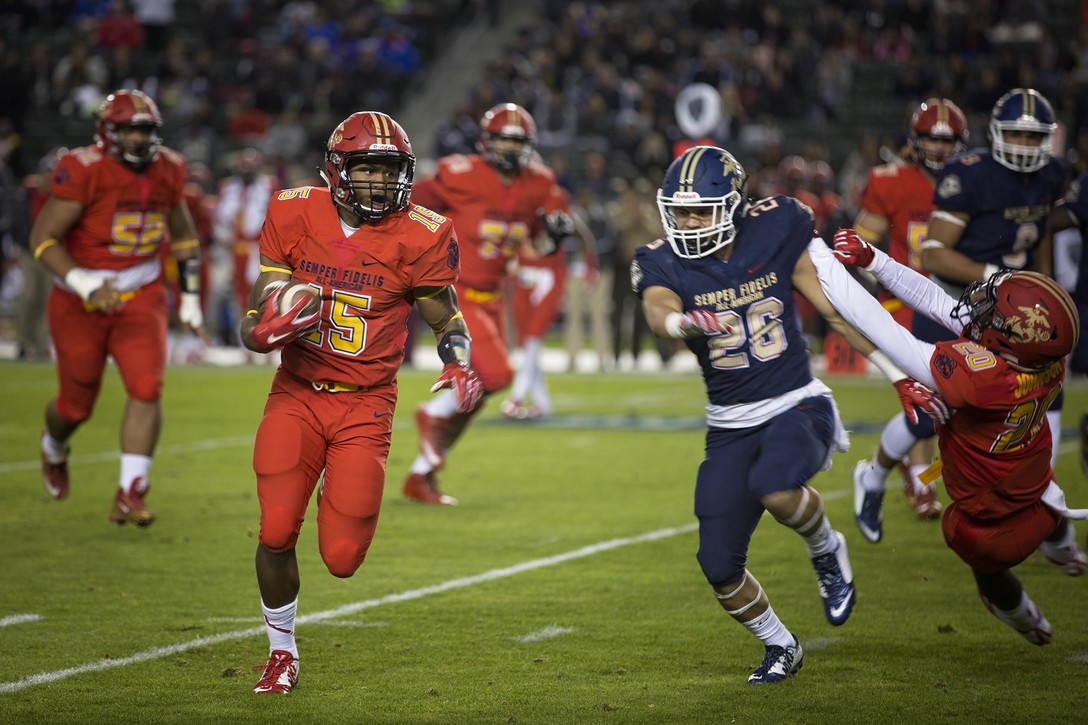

{"left": 672, "top": 191, "right": 700, "bottom": 201}
{"left": 1007, "top": 304, "right": 1053, "bottom": 343}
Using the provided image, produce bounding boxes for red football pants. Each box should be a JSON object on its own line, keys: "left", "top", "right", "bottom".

{"left": 254, "top": 370, "right": 397, "bottom": 578}
{"left": 47, "top": 281, "right": 168, "bottom": 422}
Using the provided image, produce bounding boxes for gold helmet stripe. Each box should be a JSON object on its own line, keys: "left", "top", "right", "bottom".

{"left": 678, "top": 147, "right": 710, "bottom": 193}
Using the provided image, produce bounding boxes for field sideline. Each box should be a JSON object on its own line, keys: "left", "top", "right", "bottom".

{"left": 1, "top": 363, "right": 1086, "bottom": 723}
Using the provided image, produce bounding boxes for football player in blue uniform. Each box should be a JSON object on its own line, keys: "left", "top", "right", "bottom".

{"left": 1044, "top": 171, "right": 1088, "bottom": 480}
{"left": 633, "top": 146, "right": 944, "bottom": 684}
{"left": 853, "top": 88, "right": 1071, "bottom": 542}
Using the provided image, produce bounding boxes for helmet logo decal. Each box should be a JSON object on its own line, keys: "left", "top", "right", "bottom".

{"left": 1006, "top": 304, "right": 1053, "bottom": 344}
{"left": 937, "top": 174, "right": 961, "bottom": 198}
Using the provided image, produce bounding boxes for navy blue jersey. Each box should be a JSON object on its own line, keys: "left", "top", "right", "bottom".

{"left": 633, "top": 195, "right": 814, "bottom": 407}
{"left": 932, "top": 150, "right": 1067, "bottom": 272}
{"left": 1060, "top": 172, "right": 1088, "bottom": 307}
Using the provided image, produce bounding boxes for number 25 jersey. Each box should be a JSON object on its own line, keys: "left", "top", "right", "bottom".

{"left": 259, "top": 187, "right": 459, "bottom": 388}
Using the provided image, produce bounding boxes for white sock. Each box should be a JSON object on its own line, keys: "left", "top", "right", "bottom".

{"left": 423, "top": 389, "right": 459, "bottom": 417}
{"left": 908, "top": 464, "right": 931, "bottom": 498}
{"left": 41, "top": 431, "right": 67, "bottom": 462}
{"left": 986, "top": 591, "right": 1039, "bottom": 633}
{"left": 879, "top": 413, "right": 916, "bottom": 463}
{"left": 802, "top": 516, "right": 835, "bottom": 557}
{"left": 120, "top": 453, "right": 151, "bottom": 494}
{"left": 511, "top": 338, "right": 541, "bottom": 402}
{"left": 742, "top": 605, "right": 794, "bottom": 648}
{"left": 860, "top": 462, "right": 886, "bottom": 493}
{"left": 1046, "top": 410, "right": 1061, "bottom": 469}
{"left": 262, "top": 598, "right": 299, "bottom": 658}
{"left": 410, "top": 455, "right": 433, "bottom": 475}
{"left": 529, "top": 362, "right": 551, "bottom": 411}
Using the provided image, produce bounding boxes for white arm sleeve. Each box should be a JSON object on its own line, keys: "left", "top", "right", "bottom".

{"left": 808, "top": 240, "right": 938, "bottom": 388}
{"left": 864, "top": 246, "right": 968, "bottom": 333}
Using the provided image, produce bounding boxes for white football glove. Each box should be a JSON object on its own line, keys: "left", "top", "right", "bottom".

{"left": 179, "top": 292, "right": 204, "bottom": 329}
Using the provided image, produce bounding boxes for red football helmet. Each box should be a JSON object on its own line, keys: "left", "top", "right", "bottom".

{"left": 909, "top": 98, "right": 968, "bottom": 172}
{"left": 955, "top": 270, "right": 1079, "bottom": 370}
{"left": 478, "top": 103, "right": 536, "bottom": 173}
{"left": 95, "top": 90, "right": 163, "bottom": 168}
{"left": 323, "top": 111, "right": 415, "bottom": 222}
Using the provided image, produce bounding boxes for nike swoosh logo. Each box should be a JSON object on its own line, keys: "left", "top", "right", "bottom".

{"left": 265, "top": 331, "right": 292, "bottom": 344}
{"left": 359, "top": 260, "right": 379, "bottom": 266}
{"left": 829, "top": 591, "right": 854, "bottom": 620}
{"left": 373, "top": 411, "right": 389, "bottom": 418}
{"left": 746, "top": 262, "right": 766, "bottom": 275}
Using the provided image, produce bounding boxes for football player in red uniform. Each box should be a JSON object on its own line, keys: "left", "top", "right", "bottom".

{"left": 29, "top": 89, "right": 203, "bottom": 525}
{"left": 851, "top": 98, "right": 969, "bottom": 523}
{"left": 240, "top": 111, "right": 483, "bottom": 694}
{"left": 504, "top": 185, "right": 598, "bottom": 419}
{"left": 402, "top": 102, "right": 572, "bottom": 503}
{"left": 824, "top": 229, "right": 1086, "bottom": 645}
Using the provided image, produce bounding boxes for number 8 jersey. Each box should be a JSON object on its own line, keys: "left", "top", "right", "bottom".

{"left": 633, "top": 194, "right": 817, "bottom": 408}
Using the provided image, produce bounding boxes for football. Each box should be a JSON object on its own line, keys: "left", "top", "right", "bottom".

{"left": 277, "top": 281, "right": 321, "bottom": 317}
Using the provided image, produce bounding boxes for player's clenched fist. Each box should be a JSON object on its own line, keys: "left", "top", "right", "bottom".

{"left": 665, "top": 309, "right": 732, "bottom": 339}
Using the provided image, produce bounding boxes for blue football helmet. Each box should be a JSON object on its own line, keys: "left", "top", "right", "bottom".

{"left": 989, "top": 88, "right": 1057, "bottom": 173}
{"left": 657, "top": 146, "right": 748, "bottom": 258}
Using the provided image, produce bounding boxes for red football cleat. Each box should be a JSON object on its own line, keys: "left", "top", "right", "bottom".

{"left": 253, "top": 649, "right": 299, "bottom": 694}
{"left": 41, "top": 445, "right": 70, "bottom": 500}
{"left": 108, "top": 478, "right": 156, "bottom": 526}
{"left": 402, "top": 471, "right": 458, "bottom": 506}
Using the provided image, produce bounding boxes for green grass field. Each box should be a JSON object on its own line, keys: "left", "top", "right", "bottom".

{"left": 1, "top": 362, "right": 1086, "bottom": 724}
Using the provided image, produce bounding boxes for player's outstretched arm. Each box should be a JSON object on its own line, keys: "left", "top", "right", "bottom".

{"left": 833, "top": 228, "right": 961, "bottom": 331}
{"left": 805, "top": 238, "right": 939, "bottom": 388}
{"left": 415, "top": 285, "right": 484, "bottom": 414}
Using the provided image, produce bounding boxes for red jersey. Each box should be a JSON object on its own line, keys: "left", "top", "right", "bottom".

{"left": 48, "top": 144, "right": 186, "bottom": 271}
{"left": 930, "top": 339, "right": 1061, "bottom": 520}
{"left": 859, "top": 161, "right": 932, "bottom": 271}
{"left": 411, "top": 154, "right": 567, "bottom": 293}
{"left": 259, "top": 186, "right": 458, "bottom": 387}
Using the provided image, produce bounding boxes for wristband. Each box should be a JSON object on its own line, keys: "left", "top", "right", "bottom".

{"left": 64, "top": 267, "right": 104, "bottom": 301}
{"left": 981, "top": 263, "right": 999, "bottom": 281}
{"left": 179, "top": 258, "right": 200, "bottom": 294}
{"left": 437, "top": 330, "right": 471, "bottom": 365}
{"left": 866, "top": 350, "right": 906, "bottom": 383}
{"left": 34, "top": 238, "right": 59, "bottom": 260}
{"left": 664, "top": 312, "right": 686, "bottom": 339}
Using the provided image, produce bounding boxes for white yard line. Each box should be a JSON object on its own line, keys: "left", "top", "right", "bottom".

{"left": 0, "top": 436, "right": 255, "bottom": 474}
{"left": 0, "top": 614, "right": 42, "bottom": 628}
{"left": 0, "top": 523, "right": 697, "bottom": 694}
{"left": 513, "top": 625, "right": 578, "bottom": 643}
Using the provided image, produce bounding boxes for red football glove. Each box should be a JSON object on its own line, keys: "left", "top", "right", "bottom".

{"left": 832, "top": 228, "right": 876, "bottom": 269}
{"left": 431, "top": 362, "right": 484, "bottom": 414}
{"left": 675, "top": 309, "right": 733, "bottom": 338}
{"left": 894, "top": 378, "right": 950, "bottom": 425}
{"left": 251, "top": 285, "right": 320, "bottom": 351}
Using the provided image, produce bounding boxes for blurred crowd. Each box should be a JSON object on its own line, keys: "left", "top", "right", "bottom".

{"left": 2, "top": 0, "right": 1087, "bottom": 366}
